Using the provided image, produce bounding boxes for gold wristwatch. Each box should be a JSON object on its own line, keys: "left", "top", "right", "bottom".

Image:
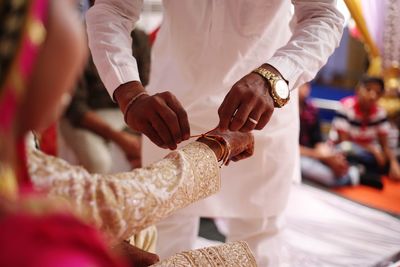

{"left": 252, "top": 67, "right": 290, "bottom": 108}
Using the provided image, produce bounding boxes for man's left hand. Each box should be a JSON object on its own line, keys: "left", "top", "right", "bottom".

{"left": 218, "top": 72, "right": 274, "bottom": 132}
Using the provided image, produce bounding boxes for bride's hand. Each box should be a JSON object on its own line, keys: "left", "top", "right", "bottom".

{"left": 198, "top": 129, "right": 254, "bottom": 165}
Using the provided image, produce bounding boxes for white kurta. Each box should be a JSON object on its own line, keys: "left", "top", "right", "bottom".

{"left": 86, "top": 0, "right": 344, "bottom": 218}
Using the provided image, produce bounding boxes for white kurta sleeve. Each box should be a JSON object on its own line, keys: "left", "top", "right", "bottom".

{"left": 86, "top": 0, "right": 143, "bottom": 96}
{"left": 265, "top": 0, "right": 345, "bottom": 90}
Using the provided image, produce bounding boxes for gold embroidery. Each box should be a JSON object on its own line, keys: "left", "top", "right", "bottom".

{"left": 151, "top": 241, "right": 258, "bottom": 267}
{"left": 28, "top": 142, "right": 220, "bottom": 244}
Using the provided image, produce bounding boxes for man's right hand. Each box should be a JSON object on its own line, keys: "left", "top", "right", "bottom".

{"left": 114, "top": 82, "right": 190, "bottom": 150}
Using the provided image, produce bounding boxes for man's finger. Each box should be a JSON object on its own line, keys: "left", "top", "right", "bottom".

{"left": 164, "top": 94, "right": 190, "bottom": 140}
{"left": 142, "top": 123, "right": 165, "bottom": 148}
{"left": 218, "top": 91, "right": 241, "bottom": 131}
{"left": 254, "top": 110, "right": 273, "bottom": 130}
{"left": 156, "top": 101, "right": 183, "bottom": 146}
{"left": 149, "top": 114, "right": 176, "bottom": 149}
{"left": 239, "top": 101, "right": 264, "bottom": 132}
{"left": 229, "top": 97, "right": 256, "bottom": 131}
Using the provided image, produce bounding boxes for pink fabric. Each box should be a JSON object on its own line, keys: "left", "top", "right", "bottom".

{"left": 0, "top": 1, "right": 129, "bottom": 267}
{"left": 0, "top": 90, "right": 17, "bottom": 132}
{"left": 0, "top": 0, "right": 49, "bottom": 147}
{"left": 0, "top": 212, "right": 127, "bottom": 267}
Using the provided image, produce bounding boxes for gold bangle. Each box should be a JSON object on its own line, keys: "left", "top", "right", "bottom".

{"left": 202, "top": 134, "right": 231, "bottom": 167}
{"left": 201, "top": 136, "right": 225, "bottom": 162}
{"left": 193, "top": 129, "right": 233, "bottom": 167}
{"left": 123, "top": 91, "right": 149, "bottom": 124}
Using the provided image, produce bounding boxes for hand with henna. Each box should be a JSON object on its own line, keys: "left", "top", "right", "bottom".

{"left": 198, "top": 129, "right": 254, "bottom": 165}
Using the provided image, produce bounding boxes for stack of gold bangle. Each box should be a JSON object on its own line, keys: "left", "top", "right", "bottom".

{"left": 195, "top": 131, "right": 232, "bottom": 167}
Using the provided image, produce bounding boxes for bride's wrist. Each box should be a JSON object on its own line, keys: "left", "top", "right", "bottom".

{"left": 197, "top": 137, "right": 223, "bottom": 161}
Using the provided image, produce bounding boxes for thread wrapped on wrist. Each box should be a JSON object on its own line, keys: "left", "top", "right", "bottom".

{"left": 195, "top": 131, "right": 232, "bottom": 167}
{"left": 123, "top": 91, "right": 149, "bottom": 124}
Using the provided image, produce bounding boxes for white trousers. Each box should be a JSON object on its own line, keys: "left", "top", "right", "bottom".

{"left": 156, "top": 211, "right": 283, "bottom": 266}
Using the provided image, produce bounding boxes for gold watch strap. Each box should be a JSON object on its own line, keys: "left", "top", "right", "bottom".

{"left": 252, "top": 67, "right": 282, "bottom": 84}
{"left": 252, "top": 67, "right": 289, "bottom": 108}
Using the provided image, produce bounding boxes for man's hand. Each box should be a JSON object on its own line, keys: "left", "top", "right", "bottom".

{"left": 114, "top": 82, "right": 190, "bottom": 150}
{"left": 218, "top": 70, "right": 275, "bottom": 132}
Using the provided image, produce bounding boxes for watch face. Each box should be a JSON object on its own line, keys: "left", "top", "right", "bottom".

{"left": 275, "top": 80, "right": 289, "bottom": 99}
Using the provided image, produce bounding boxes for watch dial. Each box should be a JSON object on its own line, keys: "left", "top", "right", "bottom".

{"left": 275, "top": 80, "right": 289, "bottom": 99}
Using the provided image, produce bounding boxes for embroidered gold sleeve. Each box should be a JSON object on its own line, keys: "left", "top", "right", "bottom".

{"left": 27, "top": 142, "right": 220, "bottom": 243}
{"left": 150, "top": 241, "right": 257, "bottom": 267}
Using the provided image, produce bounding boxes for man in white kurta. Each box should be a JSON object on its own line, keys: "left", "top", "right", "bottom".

{"left": 86, "top": 1, "right": 344, "bottom": 265}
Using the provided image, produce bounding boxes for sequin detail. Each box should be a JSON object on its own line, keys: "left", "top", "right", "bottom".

{"left": 151, "top": 241, "right": 257, "bottom": 267}
{"left": 28, "top": 142, "right": 220, "bottom": 244}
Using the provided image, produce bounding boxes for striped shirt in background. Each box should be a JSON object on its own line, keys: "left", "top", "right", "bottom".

{"left": 332, "top": 96, "right": 390, "bottom": 146}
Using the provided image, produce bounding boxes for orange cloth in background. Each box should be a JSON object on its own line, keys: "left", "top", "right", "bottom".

{"left": 334, "top": 177, "right": 400, "bottom": 215}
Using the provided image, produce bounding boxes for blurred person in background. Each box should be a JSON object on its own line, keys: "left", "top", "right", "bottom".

{"left": 61, "top": 1, "right": 151, "bottom": 172}
{"left": 299, "top": 83, "right": 383, "bottom": 189}
{"left": 332, "top": 76, "right": 400, "bottom": 182}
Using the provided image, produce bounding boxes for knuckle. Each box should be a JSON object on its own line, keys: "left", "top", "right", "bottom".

{"left": 151, "top": 95, "right": 162, "bottom": 105}
{"left": 164, "top": 109, "right": 176, "bottom": 120}
{"left": 265, "top": 103, "right": 274, "bottom": 113}
{"left": 218, "top": 108, "right": 229, "bottom": 117}
{"left": 235, "top": 86, "right": 247, "bottom": 95}
{"left": 161, "top": 91, "right": 173, "bottom": 100}
{"left": 178, "top": 109, "right": 188, "bottom": 119}
{"left": 244, "top": 89, "right": 256, "bottom": 99}
{"left": 258, "top": 96, "right": 268, "bottom": 106}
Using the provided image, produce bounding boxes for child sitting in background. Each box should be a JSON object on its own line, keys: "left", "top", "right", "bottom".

{"left": 299, "top": 83, "right": 382, "bottom": 189}
{"left": 332, "top": 76, "right": 400, "bottom": 182}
